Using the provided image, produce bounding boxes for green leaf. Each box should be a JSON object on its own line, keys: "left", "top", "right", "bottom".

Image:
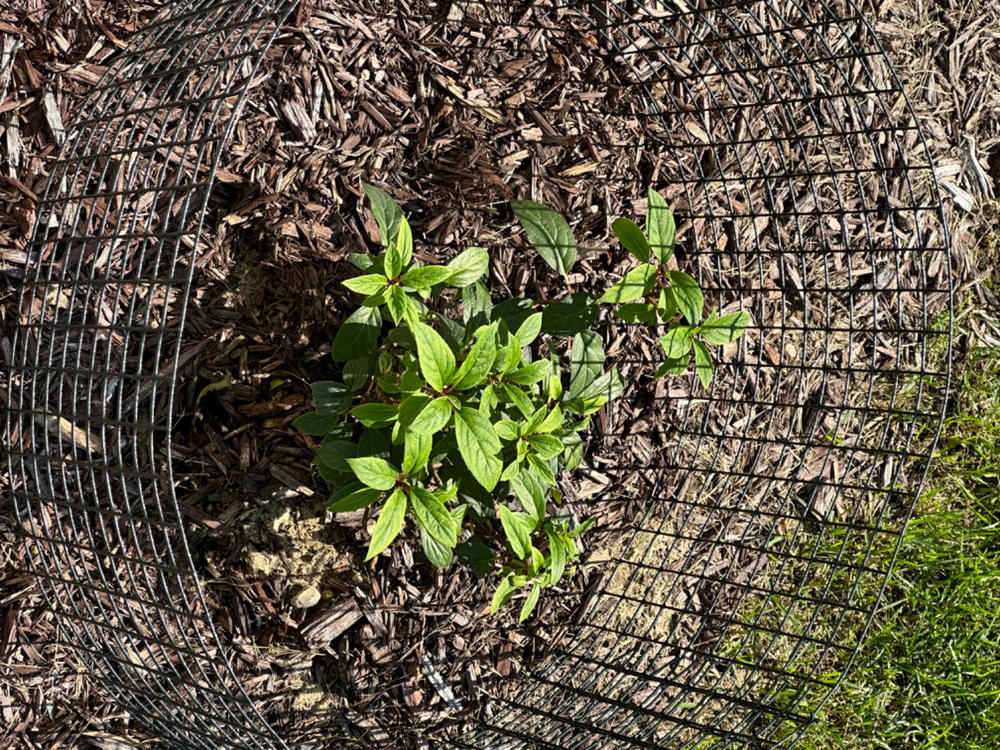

{"left": 490, "top": 574, "right": 517, "bottom": 613}
{"left": 497, "top": 504, "right": 531, "bottom": 559}
{"left": 401, "top": 265, "right": 454, "bottom": 290}
{"left": 430, "top": 311, "right": 465, "bottom": 352}
{"left": 310, "top": 381, "right": 352, "bottom": 416}
{"left": 329, "top": 483, "right": 382, "bottom": 513}
{"left": 408, "top": 396, "right": 453, "bottom": 435}
{"left": 445, "top": 494, "right": 463, "bottom": 517}
{"left": 569, "top": 396, "right": 605, "bottom": 417}
{"left": 523, "top": 404, "right": 549, "bottom": 434}
{"left": 536, "top": 405, "right": 564, "bottom": 433}
{"left": 699, "top": 310, "right": 752, "bottom": 345}
{"left": 507, "top": 358, "right": 551, "bottom": 385}
{"left": 293, "top": 411, "right": 341, "bottom": 436}
{"left": 516, "top": 437, "right": 529, "bottom": 460}
{"left": 547, "top": 531, "right": 567, "bottom": 584}
{"left": 616, "top": 302, "right": 658, "bottom": 326}
{"left": 562, "top": 433, "right": 584, "bottom": 470}
{"left": 542, "top": 293, "right": 599, "bottom": 337}
{"left": 342, "top": 274, "right": 388, "bottom": 296}
{"left": 598, "top": 263, "right": 657, "bottom": 304}
{"left": 412, "top": 321, "right": 457, "bottom": 392}
{"left": 438, "top": 450, "right": 492, "bottom": 519}
{"left": 692, "top": 338, "right": 714, "bottom": 388}
{"left": 350, "top": 402, "right": 398, "bottom": 427}
{"left": 387, "top": 325, "right": 416, "bottom": 350}
{"left": 548, "top": 372, "right": 563, "bottom": 401}
{"left": 529, "top": 434, "right": 563, "bottom": 460}
{"left": 363, "top": 183, "right": 403, "bottom": 247}
{"left": 452, "top": 323, "right": 498, "bottom": 390}
{"left": 500, "top": 332, "right": 523, "bottom": 375}
{"left": 446, "top": 246, "right": 490, "bottom": 287}
{"left": 315, "top": 440, "right": 358, "bottom": 477}
{"left": 568, "top": 330, "right": 605, "bottom": 399}
{"left": 655, "top": 355, "right": 689, "bottom": 378}
{"left": 526, "top": 453, "right": 556, "bottom": 486}
{"left": 454, "top": 407, "right": 503, "bottom": 491}
{"left": 398, "top": 360, "right": 421, "bottom": 393}
{"left": 462, "top": 281, "right": 492, "bottom": 327}
{"left": 502, "top": 383, "right": 534, "bottom": 418}
{"left": 456, "top": 537, "right": 494, "bottom": 577}
{"left": 420, "top": 527, "right": 453, "bottom": 568}
{"left": 382, "top": 286, "right": 407, "bottom": 325}
{"left": 511, "top": 470, "right": 546, "bottom": 521}
{"left": 397, "top": 393, "right": 432, "bottom": 426}
{"left": 402, "top": 430, "right": 432, "bottom": 474}
{"left": 667, "top": 270, "right": 704, "bottom": 325}
{"left": 396, "top": 214, "right": 413, "bottom": 267}
{"left": 530, "top": 545, "right": 545, "bottom": 576}
{"left": 365, "top": 488, "right": 407, "bottom": 560}
{"left": 514, "top": 312, "right": 544, "bottom": 347}
{"left": 494, "top": 420, "right": 519, "bottom": 441}
{"left": 332, "top": 306, "right": 382, "bottom": 362}
{"left": 568, "top": 517, "right": 594, "bottom": 539}
{"left": 347, "top": 456, "right": 399, "bottom": 490}
{"left": 491, "top": 297, "right": 535, "bottom": 333}
{"left": 343, "top": 357, "right": 374, "bottom": 393}
{"left": 519, "top": 580, "right": 542, "bottom": 622}
{"left": 363, "top": 290, "right": 387, "bottom": 309}
{"left": 359, "top": 427, "right": 391, "bottom": 459}
{"left": 385, "top": 240, "right": 403, "bottom": 280}
{"left": 576, "top": 368, "right": 624, "bottom": 403}
{"left": 500, "top": 458, "right": 523, "bottom": 481}
{"left": 510, "top": 199, "right": 576, "bottom": 276}
{"left": 611, "top": 216, "right": 652, "bottom": 263}
{"left": 659, "top": 326, "right": 695, "bottom": 359}
{"left": 657, "top": 287, "right": 678, "bottom": 321}
{"left": 410, "top": 485, "right": 458, "bottom": 547}
{"left": 348, "top": 252, "right": 375, "bottom": 271}
{"left": 479, "top": 384, "right": 498, "bottom": 415}
{"left": 647, "top": 188, "right": 675, "bottom": 264}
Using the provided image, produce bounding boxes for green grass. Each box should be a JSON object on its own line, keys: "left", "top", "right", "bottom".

{"left": 801, "top": 343, "right": 1000, "bottom": 749}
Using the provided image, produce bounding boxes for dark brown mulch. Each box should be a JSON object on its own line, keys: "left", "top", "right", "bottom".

{"left": 2, "top": 0, "right": 997, "bottom": 748}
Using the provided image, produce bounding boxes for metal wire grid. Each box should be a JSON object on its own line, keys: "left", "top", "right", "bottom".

{"left": 450, "top": 2, "right": 951, "bottom": 747}
{"left": 6, "top": 0, "right": 298, "bottom": 747}
{"left": 3, "top": 1, "right": 951, "bottom": 749}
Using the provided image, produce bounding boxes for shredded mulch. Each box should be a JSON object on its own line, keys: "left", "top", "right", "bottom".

{"left": 1, "top": 0, "right": 997, "bottom": 748}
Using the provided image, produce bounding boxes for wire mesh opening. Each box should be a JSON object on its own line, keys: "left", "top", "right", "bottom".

{"left": 5, "top": 0, "right": 952, "bottom": 748}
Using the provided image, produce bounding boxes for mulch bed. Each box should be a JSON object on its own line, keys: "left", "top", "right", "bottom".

{"left": 2, "top": 0, "right": 997, "bottom": 748}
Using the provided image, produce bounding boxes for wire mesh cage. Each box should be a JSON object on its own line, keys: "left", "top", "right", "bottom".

{"left": 5, "top": 0, "right": 952, "bottom": 748}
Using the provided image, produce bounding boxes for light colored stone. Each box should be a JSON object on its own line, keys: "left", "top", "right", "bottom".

{"left": 291, "top": 585, "right": 321, "bottom": 609}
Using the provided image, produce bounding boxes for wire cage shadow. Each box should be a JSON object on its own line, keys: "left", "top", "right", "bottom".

{"left": 4, "top": 0, "right": 952, "bottom": 748}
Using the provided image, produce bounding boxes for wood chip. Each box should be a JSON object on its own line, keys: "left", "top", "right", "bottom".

{"left": 4, "top": 112, "right": 21, "bottom": 178}
{"left": 280, "top": 95, "right": 317, "bottom": 140}
{"left": 300, "top": 600, "right": 363, "bottom": 647}
{"left": 41, "top": 90, "right": 65, "bottom": 146}
{"left": 420, "top": 655, "right": 462, "bottom": 712}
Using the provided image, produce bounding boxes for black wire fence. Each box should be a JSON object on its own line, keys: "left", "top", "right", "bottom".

{"left": 5, "top": 0, "right": 951, "bottom": 748}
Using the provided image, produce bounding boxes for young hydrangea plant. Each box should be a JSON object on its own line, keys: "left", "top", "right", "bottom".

{"left": 297, "top": 183, "right": 749, "bottom": 621}
{"left": 295, "top": 184, "right": 621, "bottom": 621}
{"left": 600, "top": 188, "right": 752, "bottom": 385}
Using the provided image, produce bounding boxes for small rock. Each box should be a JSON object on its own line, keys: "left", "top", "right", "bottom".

{"left": 291, "top": 585, "right": 321, "bottom": 609}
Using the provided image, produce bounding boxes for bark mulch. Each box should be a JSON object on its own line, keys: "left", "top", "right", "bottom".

{"left": 2, "top": 0, "right": 997, "bottom": 748}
